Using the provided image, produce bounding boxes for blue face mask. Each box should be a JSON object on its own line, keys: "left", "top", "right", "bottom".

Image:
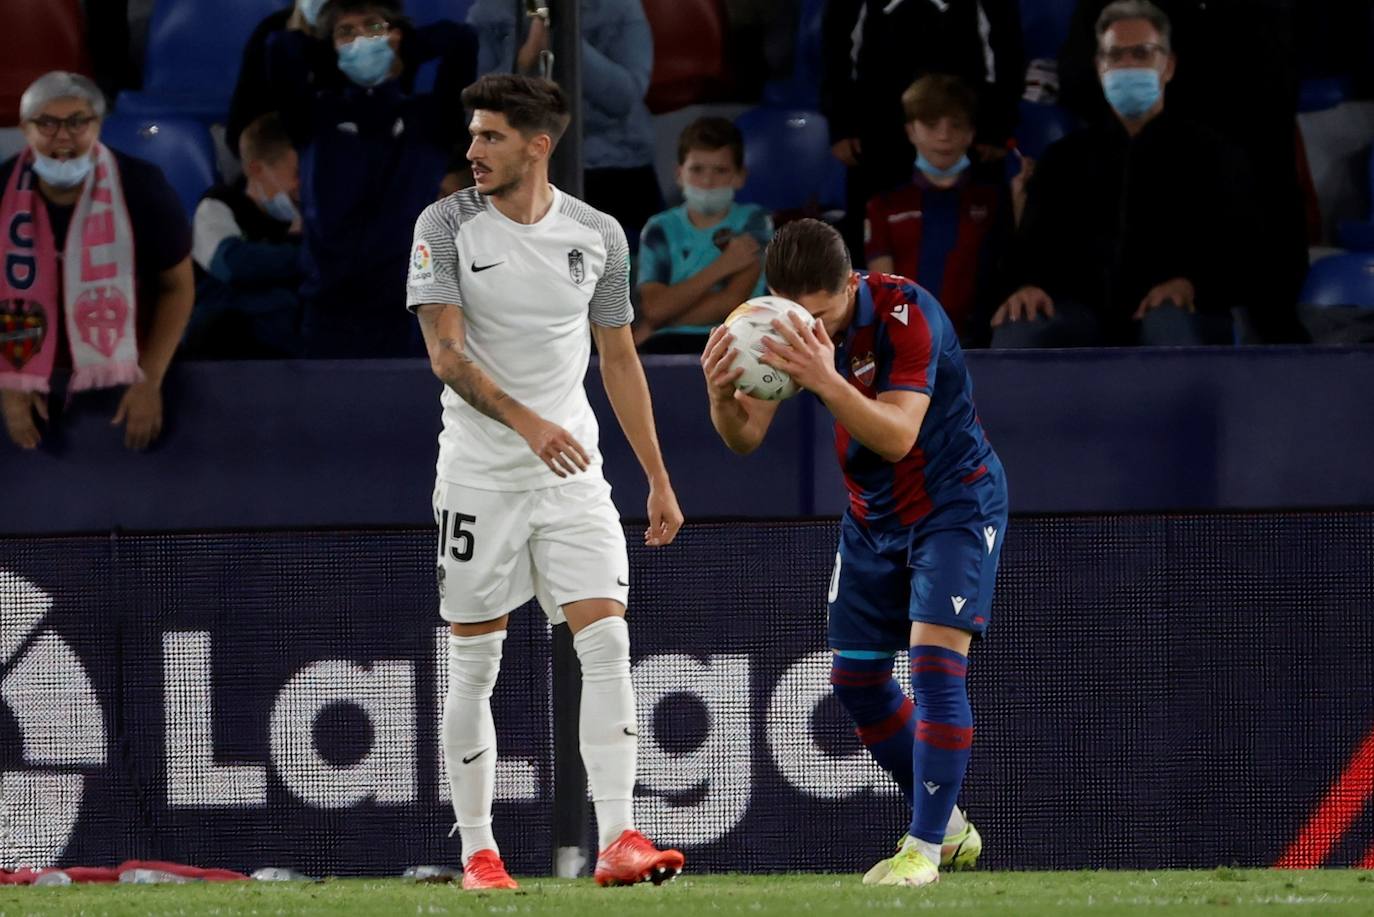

{"left": 1102, "top": 68, "right": 1162, "bottom": 119}
{"left": 915, "top": 152, "right": 971, "bottom": 180}
{"left": 297, "top": 0, "right": 327, "bottom": 27}
{"left": 263, "top": 191, "right": 300, "bottom": 225}
{"left": 682, "top": 184, "right": 735, "bottom": 215}
{"left": 337, "top": 35, "right": 396, "bottom": 88}
{"left": 32, "top": 152, "right": 94, "bottom": 189}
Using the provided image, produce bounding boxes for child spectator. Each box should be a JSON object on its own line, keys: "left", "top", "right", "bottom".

{"left": 634, "top": 118, "right": 772, "bottom": 352}
{"left": 865, "top": 75, "right": 1013, "bottom": 346}
{"left": 187, "top": 114, "right": 304, "bottom": 358}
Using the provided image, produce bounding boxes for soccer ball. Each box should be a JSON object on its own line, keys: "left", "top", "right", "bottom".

{"left": 722, "top": 296, "right": 817, "bottom": 401}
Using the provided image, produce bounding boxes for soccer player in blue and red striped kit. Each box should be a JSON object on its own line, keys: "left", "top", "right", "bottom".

{"left": 701, "top": 219, "right": 1007, "bottom": 887}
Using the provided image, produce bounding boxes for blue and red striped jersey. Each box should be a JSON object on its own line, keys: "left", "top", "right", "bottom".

{"left": 831, "top": 271, "right": 998, "bottom": 529}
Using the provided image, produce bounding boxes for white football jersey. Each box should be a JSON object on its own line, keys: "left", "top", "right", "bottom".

{"left": 406, "top": 186, "right": 633, "bottom": 490}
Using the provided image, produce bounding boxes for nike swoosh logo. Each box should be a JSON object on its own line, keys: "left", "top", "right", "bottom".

{"left": 461, "top": 748, "right": 488, "bottom": 764}
{"left": 471, "top": 261, "right": 504, "bottom": 272}
{"left": 623, "top": 727, "right": 638, "bottom": 737}
{"left": 616, "top": 576, "right": 629, "bottom": 587}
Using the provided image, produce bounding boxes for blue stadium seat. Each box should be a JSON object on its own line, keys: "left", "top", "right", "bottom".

{"left": 1300, "top": 253, "right": 1374, "bottom": 308}
{"left": 1020, "top": 0, "right": 1076, "bottom": 60}
{"left": 117, "top": 0, "right": 288, "bottom": 123}
{"left": 100, "top": 114, "right": 218, "bottom": 219}
{"left": 734, "top": 106, "right": 845, "bottom": 214}
{"left": 1297, "top": 77, "right": 1353, "bottom": 114}
{"left": 1014, "top": 99, "right": 1080, "bottom": 159}
{"left": 407, "top": 0, "right": 474, "bottom": 25}
{"left": 761, "top": 0, "right": 825, "bottom": 109}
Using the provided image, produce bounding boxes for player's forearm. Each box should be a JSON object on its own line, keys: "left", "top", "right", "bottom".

{"left": 599, "top": 354, "right": 671, "bottom": 485}
{"left": 708, "top": 394, "right": 765, "bottom": 455}
{"left": 819, "top": 382, "right": 919, "bottom": 463}
{"left": 431, "top": 343, "right": 535, "bottom": 432}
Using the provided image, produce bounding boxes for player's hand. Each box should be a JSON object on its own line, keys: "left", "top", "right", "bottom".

{"left": 991, "top": 286, "right": 1054, "bottom": 327}
{"left": 644, "top": 479, "right": 683, "bottom": 547}
{"left": 716, "top": 234, "right": 761, "bottom": 276}
{"left": 761, "top": 312, "right": 842, "bottom": 397}
{"left": 112, "top": 379, "right": 162, "bottom": 451}
{"left": 1135, "top": 277, "right": 1196, "bottom": 319}
{"left": 831, "top": 137, "right": 863, "bottom": 167}
{"left": 700, "top": 324, "right": 744, "bottom": 404}
{"left": 2, "top": 389, "right": 47, "bottom": 450}
{"left": 515, "top": 413, "right": 590, "bottom": 478}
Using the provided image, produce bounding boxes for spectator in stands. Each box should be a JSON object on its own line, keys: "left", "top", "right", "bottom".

{"left": 186, "top": 114, "right": 303, "bottom": 359}
{"left": 865, "top": 76, "right": 1014, "bottom": 347}
{"left": 992, "top": 0, "right": 1246, "bottom": 348}
{"left": 821, "top": 0, "right": 1025, "bottom": 258}
{"left": 0, "top": 72, "right": 193, "bottom": 451}
{"left": 634, "top": 118, "right": 772, "bottom": 351}
{"left": 1057, "top": 0, "right": 1307, "bottom": 342}
{"left": 270, "top": 0, "right": 477, "bottom": 357}
{"left": 467, "top": 0, "right": 661, "bottom": 249}
{"left": 227, "top": 0, "right": 334, "bottom": 161}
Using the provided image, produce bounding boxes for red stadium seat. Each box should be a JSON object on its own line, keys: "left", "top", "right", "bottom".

{"left": 642, "top": 0, "right": 729, "bottom": 114}
{"left": 0, "top": 0, "right": 92, "bottom": 126}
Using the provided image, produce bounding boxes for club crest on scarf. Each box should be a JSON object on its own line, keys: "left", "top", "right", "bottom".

{"left": 0, "top": 298, "right": 46, "bottom": 369}
{"left": 74, "top": 286, "right": 130, "bottom": 358}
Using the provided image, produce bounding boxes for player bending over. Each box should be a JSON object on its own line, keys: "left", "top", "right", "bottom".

{"left": 700, "top": 219, "right": 1008, "bottom": 887}
{"left": 408, "top": 74, "right": 685, "bottom": 890}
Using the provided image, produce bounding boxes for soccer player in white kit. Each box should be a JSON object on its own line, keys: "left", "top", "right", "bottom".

{"left": 406, "top": 74, "right": 686, "bottom": 890}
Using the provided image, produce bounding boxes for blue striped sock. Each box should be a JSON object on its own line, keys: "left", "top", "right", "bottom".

{"left": 830, "top": 653, "right": 915, "bottom": 804}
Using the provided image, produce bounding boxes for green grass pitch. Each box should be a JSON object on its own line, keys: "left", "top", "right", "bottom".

{"left": 0, "top": 871, "right": 1370, "bottom": 916}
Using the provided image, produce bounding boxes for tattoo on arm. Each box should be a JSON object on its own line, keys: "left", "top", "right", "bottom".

{"left": 435, "top": 336, "right": 516, "bottom": 425}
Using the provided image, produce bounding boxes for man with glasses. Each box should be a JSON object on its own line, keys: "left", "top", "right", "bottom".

{"left": 0, "top": 71, "right": 193, "bottom": 450}
{"left": 991, "top": 0, "right": 1250, "bottom": 348}
{"left": 269, "top": 0, "right": 477, "bottom": 357}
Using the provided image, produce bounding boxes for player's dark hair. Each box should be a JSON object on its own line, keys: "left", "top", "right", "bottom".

{"left": 765, "top": 219, "right": 852, "bottom": 298}
{"left": 901, "top": 74, "right": 977, "bottom": 126}
{"left": 240, "top": 113, "right": 293, "bottom": 165}
{"left": 676, "top": 117, "right": 745, "bottom": 169}
{"left": 318, "top": 0, "right": 407, "bottom": 41}
{"left": 461, "top": 74, "right": 571, "bottom": 147}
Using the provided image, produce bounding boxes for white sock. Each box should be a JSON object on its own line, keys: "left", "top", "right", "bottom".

{"left": 443, "top": 631, "right": 504, "bottom": 865}
{"left": 572, "top": 617, "right": 637, "bottom": 850}
{"left": 902, "top": 834, "right": 942, "bottom": 866}
{"left": 945, "top": 806, "right": 967, "bottom": 838}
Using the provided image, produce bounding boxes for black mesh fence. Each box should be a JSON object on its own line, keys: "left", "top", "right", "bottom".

{"left": 1, "top": 512, "right": 1372, "bottom": 875}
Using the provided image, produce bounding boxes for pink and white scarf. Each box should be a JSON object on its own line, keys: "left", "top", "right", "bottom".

{"left": 0, "top": 141, "right": 140, "bottom": 393}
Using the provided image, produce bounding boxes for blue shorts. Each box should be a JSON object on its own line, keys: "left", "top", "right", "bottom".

{"left": 827, "top": 470, "right": 1008, "bottom": 653}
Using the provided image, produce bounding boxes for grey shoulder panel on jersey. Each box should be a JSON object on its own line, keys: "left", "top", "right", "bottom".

{"left": 560, "top": 194, "right": 634, "bottom": 328}
{"left": 406, "top": 190, "right": 487, "bottom": 313}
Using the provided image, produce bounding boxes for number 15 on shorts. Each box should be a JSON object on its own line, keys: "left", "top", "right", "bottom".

{"left": 439, "top": 509, "right": 476, "bottom": 563}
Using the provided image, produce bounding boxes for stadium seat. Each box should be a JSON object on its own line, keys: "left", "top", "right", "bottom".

{"left": 1299, "top": 253, "right": 1374, "bottom": 308}
{"left": 1297, "top": 77, "right": 1353, "bottom": 114}
{"left": 0, "top": 0, "right": 92, "bottom": 127}
{"left": 117, "top": 0, "right": 288, "bottom": 123}
{"left": 761, "top": 0, "right": 825, "bottom": 108}
{"left": 1014, "top": 99, "right": 1080, "bottom": 159}
{"left": 734, "top": 106, "right": 845, "bottom": 214}
{"left": 99, "top": 114, "right": 218, "bottom": 219}
{"left": 407, "top": 0, "right": 475, "bottom": 25}
{"left": 643, "top": 0, "right": 728, "bottom": 114}
{"left": 1020, "top": 0, "right": 1076, "bottom": 61}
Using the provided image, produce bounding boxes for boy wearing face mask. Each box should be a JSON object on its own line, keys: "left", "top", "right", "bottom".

{"left": 865, "top": 75, "right": 1013, "bottom": 347}
{"left": 634, "top": 118, "right": 773, "bottom": 351}
{"left": 991, "top": 0, "right": 1250, "bottom": 348}
{"left": 268, "top": 0, "right": 477, "bottom": 357}
{"left": 187, "top": 114, "right": 304, "bottom": 358}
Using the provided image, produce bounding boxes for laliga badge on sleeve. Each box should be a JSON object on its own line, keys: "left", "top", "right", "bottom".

{"left": 409, "top": 240, "right": 435, "bottom": 287}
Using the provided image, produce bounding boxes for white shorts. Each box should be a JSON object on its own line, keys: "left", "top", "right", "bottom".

{"left": 432, "top": 474, "right": 629, "bottom": 624}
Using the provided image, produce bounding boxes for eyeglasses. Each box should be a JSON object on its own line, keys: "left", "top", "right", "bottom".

{"left": 1098, "top": 42, "right": 1167, "bottom": 66}
{"left": 28, "top": 114, "right": 99, "bottom": 138}
{"left": 334, "top": 18, "right": 390, "bottom": 41}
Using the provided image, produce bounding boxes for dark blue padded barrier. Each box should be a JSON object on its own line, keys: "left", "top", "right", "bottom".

{"left": 3, "top": 348, "right": 1373, "bottom": 535}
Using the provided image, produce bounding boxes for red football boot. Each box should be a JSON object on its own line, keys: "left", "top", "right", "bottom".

{"left": 461, "top": 850, "right": 518, "bottom": 890}
{"left": 593, "top": 830, "right": 685, "bottom": 887}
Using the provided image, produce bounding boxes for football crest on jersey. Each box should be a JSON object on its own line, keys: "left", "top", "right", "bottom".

{"left": 568, "top": 248, "right": 585, "bottom": 284}
{"left": 850, "top": 352, "right": 877, "bottom": 387}
{"left": 409, "top": 240, "right": 434, "bottom": 287}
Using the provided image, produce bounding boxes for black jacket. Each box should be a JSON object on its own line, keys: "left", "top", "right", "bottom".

{"left": 1009, "top": 109, "right": 1254, "bottom": 327}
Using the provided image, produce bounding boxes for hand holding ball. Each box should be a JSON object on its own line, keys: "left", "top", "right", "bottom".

{"left": 721, "top": 297, "right": 816, "bottom": 401}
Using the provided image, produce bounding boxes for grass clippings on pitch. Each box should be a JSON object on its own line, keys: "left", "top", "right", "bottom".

{"left": 0, "top": 869, "right": 1370, "bottom": 916}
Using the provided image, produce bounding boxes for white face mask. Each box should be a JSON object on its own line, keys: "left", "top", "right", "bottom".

{"left": 297, "top": 0, "right": 327, "bottom": 26}
{"left": 32, "top": 152, "right": 93, "bottom": 189}
{"left": 682, "top": 184, "right": 735, "bottom": 215}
